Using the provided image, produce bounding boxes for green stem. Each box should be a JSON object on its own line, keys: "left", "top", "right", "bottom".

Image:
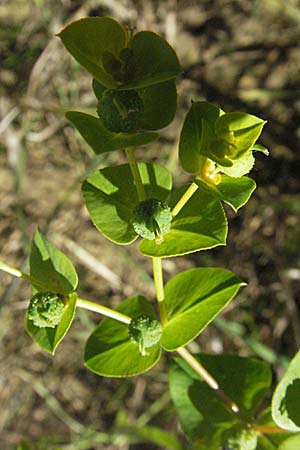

{"left": 77, "top": 298, "right": 131, "bottom": 325}
{"left": 152, "top": 257, "right": 168, "bottom": 325}
{"left": 0, "top": 261, "right": 23, "bottom": 278}
{"left": 125, "top": 147, "right": 146, "bottom": 201}
{"left": 176, "top": 347, "right": 240, "bottom": 415}
{"left": 171, "top": 181, "right": 199, "bottom": 217}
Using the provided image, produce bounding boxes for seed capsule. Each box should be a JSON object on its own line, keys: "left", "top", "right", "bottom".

{"left": 27, "top": 292, "right": 65, "bottom": 328}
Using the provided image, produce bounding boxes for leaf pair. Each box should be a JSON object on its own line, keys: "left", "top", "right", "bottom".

{"left": 82, "top": 162, "right": 227, "bottom": 257}
{"left": 85, "top": 267, "right": 243, "bottom": 377}
{"left": 57, "top": 17, "right": 181, "bottom": 90}
{"left": 82, "top": 162, "right": 256, "bottom": 257}
{"left": 59, "top": 17, "right": 180, "bottom": 141}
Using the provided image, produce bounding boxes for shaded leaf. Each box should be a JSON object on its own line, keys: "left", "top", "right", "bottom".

{"left": 272, "top": 351, "right": 300, "bottom": 431}
{"left": 66, "top": 111, "right": 159, "bottom": 154}
{"left": 140, "top": 79, "right": 177, "bottom": 130}
{"left": 123, "top": 31, "right": 181, "bottom": 89}
{"left": 169, "top": 354, "right": 272, "bottom": 449}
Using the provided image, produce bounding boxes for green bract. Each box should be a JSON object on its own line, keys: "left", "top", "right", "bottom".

{"left": 179, "top": 101, "right": 267, "bottom": 178}
{"left": 98, "top": 89, "right": 144, "bottom": 133}
{"left": 27, "top": 292, "right": 65, "bottom": 328}
{"left": 129, "top": 314, "right": 162, "bottom": 356}
{"left": 131, "top": 198, "right": 172, "bottom": 242}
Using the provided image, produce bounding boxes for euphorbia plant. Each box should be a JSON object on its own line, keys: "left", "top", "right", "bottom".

{"left": 2, "top": 16, "right": 300, "bottom": 450}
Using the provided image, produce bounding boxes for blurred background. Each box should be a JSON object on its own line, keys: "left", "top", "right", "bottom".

{"left": 0, "top": 0, "right": 300, "bottom": 448}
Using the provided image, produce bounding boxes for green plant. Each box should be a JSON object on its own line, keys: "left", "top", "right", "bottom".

{"left": 1, "top": 16, "right": 300, "bottom": 450}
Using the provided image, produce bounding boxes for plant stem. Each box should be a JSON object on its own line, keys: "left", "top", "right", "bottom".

{"left": 171, "top": 181, "right": 199, "bottom": 217}
{"left": 77, "top": 298, "right": 131, "bottom": 325}
{"left": 0, "top": 261, "right": 23, "bottom": 278}
{"left": 176, "top": 347, "right": 240, "bottom": 414}
{"left": 125, "top": 147, "right": 146, "bottom": 201}
{"left": 152, "top": 257, "right": 168, "bottom": 325}
{"left": 254, "top": 425, "right": 289, "bottom": 434}
{"left": 124, "top": 149, "right": 168, "bottom": 324}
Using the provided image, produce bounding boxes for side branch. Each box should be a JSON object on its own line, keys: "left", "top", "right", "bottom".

{"left": 176, "top": 347, "right": 240, "bottom": 415}
{"left": 77, "top": 298, "right": 131, "bottom": 324}
{"left": 171, "top": 181, "right": 199, "bottom": 217}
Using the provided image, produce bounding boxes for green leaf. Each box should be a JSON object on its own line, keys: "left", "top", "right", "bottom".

{"left": 140, "top": 79, "right": 177, "bottom": 130}
{"left": 195, "top": 175, "right": 256, "bottom": 212}
{"left": 57, "top": 17, "right": 126, "bottom": 88}
{"left": 84, "top": 295, "right": 161, "bottom": 377}
{"left": 82, "top": 163, "right": 172, "bottom": 245}
{"left": 66, "top": 111, "right": 159, "bottom": 154}
{"left": 278, "top": 434, "right": 300, "bottom": 450}
{"left": 272, "top": 351, "right": 300, "bottom": 432}
{"left": 169, "top": 354, "right": 272, "bottom": 449}
{"left": 122, "top": 31, "right": 181, "bottom": 89}
{"left": 25, "top": 292, "right": 77, "bottom": 354}
{"left": 139, "top": 184, "right": 227, "bottom": 257}
{"left": 179, "top": 101, "right": 224, "bottom": 173}
{"left": 161, "top": 268, "right": 244, "bottom": 351}
{"left": 92, "top": 78, "right": 106, "bottom": 99}
{"left": 215, "top": 112, "right": 266, "bottom": 158}
{"left": 29, "top": 230, "right": 78, "bottom": 295}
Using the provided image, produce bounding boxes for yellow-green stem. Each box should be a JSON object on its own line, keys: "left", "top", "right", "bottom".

{"left": 254, "top": 425, "right": 289, "bottom": 434}
{"left": 0, "top": 261, "right": 23, "bottom": 278}
{"left": 152, "top": 257, "right": 168, "bottom": 325}
{"left": 77, "top": 298, "right": 131, "bottom": 325}
{"left": 176, "top": 347, "right": 240, "bottom": 414}
{"left": 171, "top": 181, "right": 199, "bottom": 217}
{"left": 125, "top": 147, "right": 146, "bottom": 201}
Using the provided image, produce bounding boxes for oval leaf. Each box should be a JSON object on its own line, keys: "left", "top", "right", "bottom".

{"left": 29, "top": 230, "right": 78, "bottom": 295}
{"left": 66, "top": 111, "right": 159, "bottom": 154}
{"left": 139, "top": 184, "right": 227, "bottom": 257}
{"left": 162, "top": 268, "right": 244, "bottom": 351}
{"left": 82, "top": 163, "right": 172, "bottom": 245}
{"left": 25, "top": 292, "right": 77, "bottom": 354}
{"left": 169, "top": 354, "right": 272, "bottom": 449}
{"left": 140, "top": 79, "right": 177, "bottom": 130}
{"left": 179, "top": 101, "right": 224, "bottom": 173}
{"left": 195, "top": 175, "right": 256, "bottom": 212}
{"left": 84, "top": 295, "right": 161, "bottom": 377}
{"left": 57, "top": 17, "right": 125, "bottom": 88}
{"left": 122, "top": 31, "right": 181, "bottom": 89}
{"left": 272, "top": 351, "right": 300, "bottom": 432}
